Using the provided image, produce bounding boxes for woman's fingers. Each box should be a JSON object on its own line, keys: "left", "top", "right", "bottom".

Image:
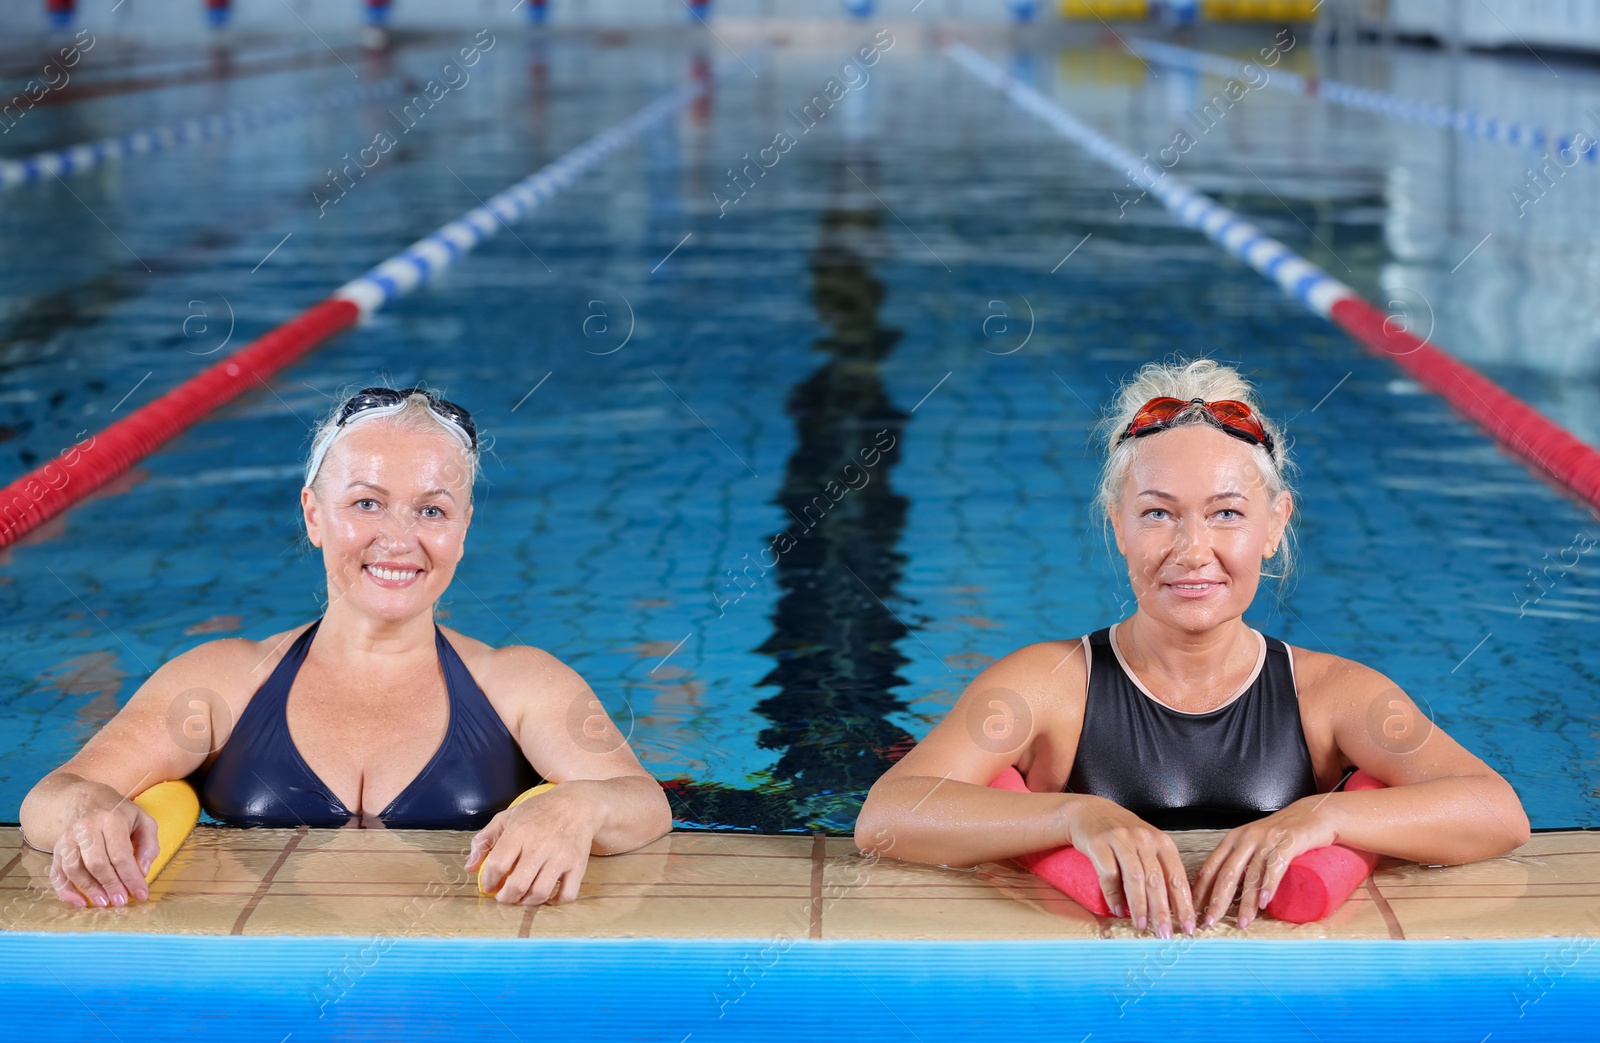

{"left": 1191, "top": 843, "right": 1224, "bottom": 911}
{"left": 1112, "top": 842, "right": 1150, "bottom": 931}
{"left": 1239, "top": 835, "right": 1296, "bottom": 928}
{"left": 1201, "top": 841, "right": 1255, "bottom": 928}
{"left": 1155, "top": 840, "right": 1196, "bottom": 935}
{"left": 48, "top": 852, "right": 88, "bottom": 908}
{"left": 1142, "top": 853, "right": 1173, "bottom": 937}
{"left": 1191, "top": 839, "right": 1236, "bottom": 926}
{"left": 1091, "top": 832, "right": 1193, "bottom": 934}
{"left": 465, "top": 815, "right": 505, "bottom": 872}
{"left": 477, "top": 840, "right": 517, "bottom": 896}
{"left": 507, "top": 852, "right": 588, "bottom": 907}
{"left": 56, "top": 836, "right": 110, "bottom": 907}
{"left": 555, "top": 853, "right": 589, "bottom": 904}
{"left": 98, "top": 823, "right": 149, "bottom": 905}
{"left": 129, "top": 810, "right": 160, "bottom": 891}
{"left": 1196, "top": 828, "right": 1303, "bottom": 929}
{"left": 1085, "top": 844, "right": 1127, "bottom": 919}
{"left": 495, "top": 855, "right": 558, "bottom": 906}
{"left": 79, "top": 831, "right": 124, "bottom": 906}
{"left": 1258, "top": 844, "right": 1292, "bottom": 911}
{"left": 1136, "top": 838, "right": 1195, "bottom": 937}
{"left": 523, "top": 861, "right": 566, "bottom": 907}
{"left": 1237, "top": 848, "right": 1274, "bottom": 928}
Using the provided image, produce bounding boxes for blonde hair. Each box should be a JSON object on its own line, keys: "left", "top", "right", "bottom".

{"left": 1094, "top": 357, "right": 1297, "bottom": 584}
{"left": 304, "top": 388, "right": 481, "bottom": 501}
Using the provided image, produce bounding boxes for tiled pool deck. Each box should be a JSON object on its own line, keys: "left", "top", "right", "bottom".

{"left": 4, "top": 826, "right": 1596, "bottom": 940}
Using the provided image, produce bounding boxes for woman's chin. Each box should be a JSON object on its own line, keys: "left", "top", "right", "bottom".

{"left": 1147, "top": 591, "right": 1241, "bottom": 630}
{"left": 339, "top": 586, "right": 438, "bottom": 624}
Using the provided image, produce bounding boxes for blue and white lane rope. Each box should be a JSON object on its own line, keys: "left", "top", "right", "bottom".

{"left": 1129, "top": 37, "right": 1599, "bottom": 162}
{"left": 946, "top": 43, "right": 1357, "bottom": 319}
{"left": 0, "top": 79, "right": 404, "bottom": 189}
{"left": 332, "top": 81, "right": 706, "bottom": 317}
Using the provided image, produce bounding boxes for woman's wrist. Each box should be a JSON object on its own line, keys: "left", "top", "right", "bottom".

{"left": 1050, "top": 791, "right": 1097, "bottom": 849}
{"left": 1294, "top": 791, "right": 1347, "bottom": 849}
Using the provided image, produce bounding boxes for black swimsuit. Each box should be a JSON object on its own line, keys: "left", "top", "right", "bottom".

{"left": 1065, "top": 623, "right": 1319, "bottom": 830}
{"left": 197, "top": 619, "right": 540, "bottom": 829}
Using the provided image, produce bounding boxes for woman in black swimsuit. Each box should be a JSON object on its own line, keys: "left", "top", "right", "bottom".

{"left": 856, "top": 358, "right": 1529, "bottom": 936}
{"left": 22, "top": 388, "right": 670, "bottom": 908}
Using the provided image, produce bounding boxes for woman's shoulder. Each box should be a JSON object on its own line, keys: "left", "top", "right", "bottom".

{"left": 972, "top": 636, "right": 1096, "bottom": 702}
{"left": 1281, "top": 642, "right": 1399, "bottom": 704}
{"left": 153, "top": 621, "right": 316, "bottom": 694}
{"left": 436, "top": 627, "right": 584, "bottom": 698}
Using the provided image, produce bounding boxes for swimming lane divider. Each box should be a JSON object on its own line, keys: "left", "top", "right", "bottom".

{"left": 946, "top": 43, "right": 1600, "bottom": 512}
{"left": 0, "top": 79, "right": 404, "bottom": 190}
{"left": 329, "top": 81, "right": 703, "bottom": 315}
{"left": 0, "top": 80, "right": 708, "bottom": 550}
{"left": 1127, "top": 37, "right": 1599, "bottom": 162}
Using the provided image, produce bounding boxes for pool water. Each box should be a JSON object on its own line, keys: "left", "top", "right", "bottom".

{"left": 1, "top": 25, "right": 1597, "bottom": 833}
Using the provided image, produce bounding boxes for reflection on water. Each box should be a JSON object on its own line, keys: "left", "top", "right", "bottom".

{"left": 667, "top": 169, "right": 916, "bottom": 833}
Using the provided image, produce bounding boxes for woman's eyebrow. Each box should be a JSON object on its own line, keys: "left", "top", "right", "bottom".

{"left": 344, "top": 481, "right": 456, "bottom": 502}
{"left": 1136, "top": 490, "right": 1246, "bottom": 501}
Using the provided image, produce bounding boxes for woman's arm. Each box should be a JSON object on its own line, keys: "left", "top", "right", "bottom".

{"left": 467, "top": 643, "right": 671, "bottom": 904}
{"left": 1311, "top": 656, "right": 1529, "bottom": 861}
{"left": 855, "top": 642, "right": 1084, "bottom": 865}
{"left": 856, "top": 641, "right": 1198, "bottom": 937}
{"left": 18, "top": 638, "right": 255, "bottom": 906}
{"left": 1193, "top": 654, "right": 1530, "bottom": 928}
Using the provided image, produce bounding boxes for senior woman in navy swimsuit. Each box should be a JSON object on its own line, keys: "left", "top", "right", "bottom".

{"left": 21, "top": 387, "right": 670, "bottom": 908}
{"left": 856, "top": 358, "right": 1530, "bottom": 937}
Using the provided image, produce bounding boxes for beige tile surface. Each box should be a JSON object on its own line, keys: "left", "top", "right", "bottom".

{"left": 820, "top": 839, "right": 1104, "bottom": 939}
{"left": 1376, "top": 833, "right": 1600, "bottom": 939}
{"left": 2, "top": 826, "right": 1597, "bottom": 940}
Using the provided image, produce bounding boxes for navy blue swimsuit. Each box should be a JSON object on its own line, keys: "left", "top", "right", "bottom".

{"left": 197, "top": 619, "right": 540, "bottom": 829}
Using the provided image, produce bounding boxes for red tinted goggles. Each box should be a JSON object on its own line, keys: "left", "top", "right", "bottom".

{"left": 1118, "top": 397, "right": 1275, "bottom": 454}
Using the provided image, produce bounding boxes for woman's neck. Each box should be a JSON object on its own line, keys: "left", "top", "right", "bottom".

{"left": 1117, "top": 612, "right": 1256, "bottom": 693}
{"left": 315, "top": 600, "right": 437, "bottom": 662}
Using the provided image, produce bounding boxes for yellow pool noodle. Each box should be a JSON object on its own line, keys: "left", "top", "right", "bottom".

{"left": 133, "top": 780, "right": 201, "bottom": 884}
{"left": 478, "top": 781, "right": 557, "bottom": 896}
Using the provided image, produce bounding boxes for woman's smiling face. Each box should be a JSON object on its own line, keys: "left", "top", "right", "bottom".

{"left": 1109, "top": 423, "right": 1291, "bottom": 632}
{"left": 301, "top": 420, "right": 474, "bottom": 623}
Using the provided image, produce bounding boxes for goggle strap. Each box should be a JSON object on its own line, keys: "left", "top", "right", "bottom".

{"left": 303, "top": 399, "right": 474, "bottom": 488}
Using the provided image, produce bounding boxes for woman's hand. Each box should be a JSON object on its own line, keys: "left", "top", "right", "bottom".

{"left": 1192, "top": 796, "right": 1337, "bottom": 929}
{"left": 48, "top": 786, "right": 161, "bottom": 909}
{"left": 1064, "top": 794, "right": 1196, "bottom": 937}
{"left": 467, "top": 785, "right": 597, "bottom": 906}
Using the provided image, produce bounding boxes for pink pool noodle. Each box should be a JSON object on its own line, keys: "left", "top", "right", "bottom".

{"left": 987, "top": 767, "right": 1388, "bottom": 924}
{"left": 1263, "top": 769, "right": 1387, "bottom": 924}
{"left": 988, "top": 767, "right": 1111, "bottom": 915}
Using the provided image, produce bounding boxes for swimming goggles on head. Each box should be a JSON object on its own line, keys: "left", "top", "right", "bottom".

{"left": 1117, "top": 397, "right": 1275, "bottom": 454}
{"left": 304, "top": 386, "right": 478, "bottom": 487}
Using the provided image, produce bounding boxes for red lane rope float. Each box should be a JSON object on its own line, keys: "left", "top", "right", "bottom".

{"left": 947, "top": 42, "right": 1600, "bottom": 516}
{"left": 0, "top": 299, "right": 358, "bottom": 548}
{"left": 1329, "top": 297, "right": 1600, "bottom": 508}
{"left": 37, "top": 46, "right": 369, "bottom": 108}
{"left": 0, "top": 79, "right": 709, "bottom": 550}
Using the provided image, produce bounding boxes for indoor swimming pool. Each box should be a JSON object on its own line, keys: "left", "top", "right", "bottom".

{"left": 1, "top": 7, "right": 1598, "bottom": 1040}
{"left": 1, "top": 21, "right": 1596, "bottom": 833}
